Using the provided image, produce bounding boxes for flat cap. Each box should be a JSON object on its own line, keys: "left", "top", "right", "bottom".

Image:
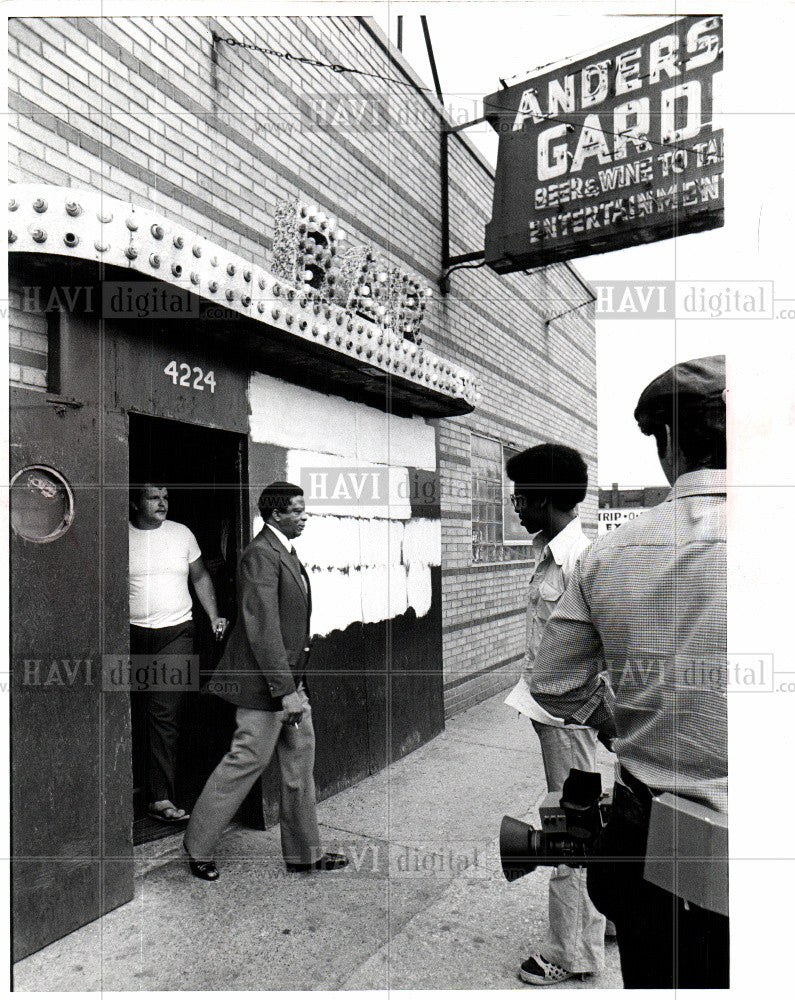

{"left": 634, "top": 355, "right": 725, "bottom": 427}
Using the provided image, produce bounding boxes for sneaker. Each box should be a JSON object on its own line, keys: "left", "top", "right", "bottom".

{"left": 519, "top": 953, "right": 575, "bottom": 986}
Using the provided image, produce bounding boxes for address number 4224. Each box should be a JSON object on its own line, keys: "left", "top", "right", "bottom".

{"left": 163, "top": 361, "right": 216, "bottom": 393}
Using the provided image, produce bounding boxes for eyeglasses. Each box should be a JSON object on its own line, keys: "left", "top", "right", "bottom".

{"left": 509, "top": 494, "right": 525, "bottom": 510}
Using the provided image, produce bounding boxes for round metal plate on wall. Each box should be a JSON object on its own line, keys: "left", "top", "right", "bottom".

{"left": 9, "top": 465, "right": 76, "bottom": 543}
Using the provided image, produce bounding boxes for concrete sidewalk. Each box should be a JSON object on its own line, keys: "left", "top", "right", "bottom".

{"left": 14, "top": 691, "right": 621, "bottom": 991}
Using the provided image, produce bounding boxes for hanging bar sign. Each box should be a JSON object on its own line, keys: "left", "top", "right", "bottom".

{"left": 484, "top": 16, "right": 723, "bottom": 273}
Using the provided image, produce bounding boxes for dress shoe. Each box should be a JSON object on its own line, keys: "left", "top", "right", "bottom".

{"left": 183, "top": 842, "right": 219, "bottom": 881}
{"left": 286, "top": 852, "right": 349, "bottom": 873}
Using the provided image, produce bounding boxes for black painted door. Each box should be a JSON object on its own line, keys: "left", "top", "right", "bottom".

{"left": 9, "top": 390, "right": 133, "bottom": 961}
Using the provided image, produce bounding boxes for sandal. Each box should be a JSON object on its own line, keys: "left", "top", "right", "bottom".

{"left": 148, "top": 801, "right": 190, "bottom": 824}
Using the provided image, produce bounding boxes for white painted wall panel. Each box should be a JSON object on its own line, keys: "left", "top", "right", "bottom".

{"left": 247, "top": 510, "right": 438, "bottom": 636}
{"left": 406, "top": 563, "right": 433, "bottom": 619}
{"left": 286, "top": 449, "right": 411, "bottom": 520}
{"left": 360, "top": 565, "right": 389, "bottom": 624}
{"left": 249, "top": 372, "right": 436, "bottom": 469}
{"left": 301, "top": 560, "right": 433, "bottom": 637}
{"left": 296, "top": 514, "right": 405, "bottom": 569}
{"left": 305, "top": 563, "right": 418, "bottom": 637}
{"left": 296, "top": 514, "right": 360, "bottom": 569}
{"left": 308, "top": 568, "right": 360, "bottom": 637}
{"left": 402, "top": 517, "right": 442, "bottom": 567}
{"left": 387, "top": 519, "right": 405, "bottom": 562}
{"left": 358, "top": 517, "right": 391, "bottom": 567}
{"left": 388, "top": 563, "right": 409, "bottom": 620}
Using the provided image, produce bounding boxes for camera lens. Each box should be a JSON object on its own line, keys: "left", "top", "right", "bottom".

{"left": 532, "top": 830, "right": 591, "bottom": 865}
{"left": 500, "top": 816, "right": 593, "bottom": 882}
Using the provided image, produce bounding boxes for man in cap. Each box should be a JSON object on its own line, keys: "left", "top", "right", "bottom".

{"left": 529, "top": 356, "right": 728, "bottom": 988}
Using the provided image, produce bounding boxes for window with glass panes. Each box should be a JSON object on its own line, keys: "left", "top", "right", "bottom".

{"left": 471, "top": 434, "right": 533, "bottom": 564}
{"left": 471, "top": 433, "right": 502, "bottom": 563}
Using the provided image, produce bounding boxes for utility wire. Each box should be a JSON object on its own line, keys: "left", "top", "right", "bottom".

{"left": 212, "top": 32, "right": 431, "bottom": 92}
{"left": 214, "top": 31, "right": 722, "bottom": 161}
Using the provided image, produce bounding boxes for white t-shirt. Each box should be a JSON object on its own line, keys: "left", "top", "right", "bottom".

{"left": 129, "top": 520, "right": 201, "bottom": 628}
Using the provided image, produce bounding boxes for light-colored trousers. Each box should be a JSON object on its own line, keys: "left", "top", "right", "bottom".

{"left": 531, "top": 720, "right": 606, "bottom": 974}
{"left": 185, "top": 691, "right": 323, "bottom": 866}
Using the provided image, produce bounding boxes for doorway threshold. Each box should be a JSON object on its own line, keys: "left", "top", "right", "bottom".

{"left": 133, "top": 813, "right": 188, "bottom": 847}
{"left": 134, "top": 822, "right": 247, "bottom": 878}
{"left": 134, "top": 828, "right": 185, "bottom": 878}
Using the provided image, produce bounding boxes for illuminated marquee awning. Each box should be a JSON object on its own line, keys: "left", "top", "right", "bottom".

{"left": 484, "top": 16, "right": 724, "bottom": 273}
{"left": 8, "top": 185, "right": 477, "bottom": 417}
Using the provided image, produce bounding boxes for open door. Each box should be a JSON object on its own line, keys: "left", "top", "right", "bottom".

{"left": 127, "top": 414, "right": 247, "bottom": 844}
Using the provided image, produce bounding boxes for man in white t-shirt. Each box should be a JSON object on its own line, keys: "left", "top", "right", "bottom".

{"left": 129, "top": 484, "right": 228, "bottom": 824}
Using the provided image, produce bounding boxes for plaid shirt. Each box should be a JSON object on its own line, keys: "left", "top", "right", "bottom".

{"left": 530, "top": 469, "right": 727, "bottom": 814}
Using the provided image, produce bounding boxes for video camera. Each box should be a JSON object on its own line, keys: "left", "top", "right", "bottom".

{"left": 500, "top": 767, "right": 729, "bottom": 919}
{"left": 500, "top": 768, "right": 610, "bottom": 881}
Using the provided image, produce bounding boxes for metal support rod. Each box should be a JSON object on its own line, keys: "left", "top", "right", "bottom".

{"left": 397, "top": 15, "right": 403, "bottom": 52}
{"left": 446, "top": 251, "right": 486, "bottom": 267}
{"left": 420, "top": 15, "right": 443, "bottom": 102}
{"left": 439, "top": 127, "right": 450, "bottom": 293}
{"left": 544, "top": 296, "right": 596, "bottom": 328}
{"left": 420, "top": 16, "right": 451, "bottom": 294}
{"left": 447, "top": 114, "right": 489, "bottom": 133}
{"left": 420, "top": 16, "right": 490, "bottom": 293}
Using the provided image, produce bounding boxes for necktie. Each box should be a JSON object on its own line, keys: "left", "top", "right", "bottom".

{"left": 291, "top": 546, "right": 308, "bottom": 593}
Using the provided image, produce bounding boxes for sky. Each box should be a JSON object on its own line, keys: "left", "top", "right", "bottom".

{"left": 370, "top": 3, "right": 768, "bottom": 486}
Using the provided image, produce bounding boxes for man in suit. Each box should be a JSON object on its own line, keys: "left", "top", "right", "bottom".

{"left": 183, "top": 481, "right": 348, "bottom": 880}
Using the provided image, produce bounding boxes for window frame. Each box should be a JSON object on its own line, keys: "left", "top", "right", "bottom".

{"left": 470, "top": 432, "right": 534, "bottom": 565}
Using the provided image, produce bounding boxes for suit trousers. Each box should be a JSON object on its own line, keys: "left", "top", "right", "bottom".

{"left": 531, "top": 720, "right": 606, "bottom": 974}
{"left": 185, "top": 690, "right": 323, "bottom": 866}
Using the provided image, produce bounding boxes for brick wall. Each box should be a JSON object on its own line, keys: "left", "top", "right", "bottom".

{"left": 8, "top": 278, "right": 48, "bottom": 392}
{"left": 8, "top": 13, "right": 597, "bottom": 718}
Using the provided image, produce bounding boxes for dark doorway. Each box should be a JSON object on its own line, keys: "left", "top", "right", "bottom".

{"left": 128, "top": 413, "right": 248, "bottom": 844}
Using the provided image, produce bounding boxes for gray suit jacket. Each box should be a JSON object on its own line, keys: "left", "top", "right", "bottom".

{"left": 211, "top": 526, "right": 311, "bottom": 710}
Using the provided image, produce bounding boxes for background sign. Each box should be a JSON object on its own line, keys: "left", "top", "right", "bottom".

{"left": 598, "top": 507, "right": 644, "bottom": 534}
{"left": 484, "top": 16, "right": 723, "bottom": 273}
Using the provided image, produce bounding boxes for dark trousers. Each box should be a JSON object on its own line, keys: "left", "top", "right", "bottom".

{"left": 587, "top": 781, "right": 730, "bottom": 989}
{"left": 130, "top": 622, "right": 194, "bottom": 805}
